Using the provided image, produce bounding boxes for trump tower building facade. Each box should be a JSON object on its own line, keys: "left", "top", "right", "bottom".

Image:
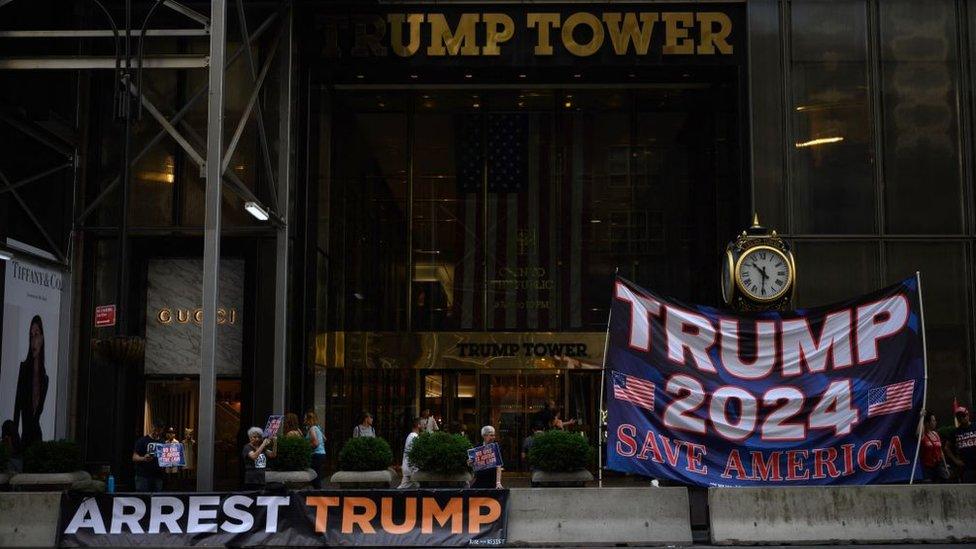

{"left": 0, "top": 0, "right": 974, "bottom": 487}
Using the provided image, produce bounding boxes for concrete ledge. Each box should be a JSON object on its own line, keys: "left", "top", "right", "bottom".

{"left": 0, "top": 492, "right": 61, "bottom": 547}
{"left": 266, "top": 468, "right": 316, "bottom": 489}
{"left": 330, "top": 470, "right": 393, "bottom": 488}
{"left": 508, "top": 487, "right": 692, "bottom": 545}
{"left": 413, "top": 470, "right": 471, "bottom": 488}
{"left": 10, "top": 471, "right": 90, "bottom": 491}
{"left": 531, "top": 469, "right": 594, "bottom": 487}
{"left": 709, "top": 485, "right": 976, "bottom": 544}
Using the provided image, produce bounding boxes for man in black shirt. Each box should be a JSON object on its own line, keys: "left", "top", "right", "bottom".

{"left": 132, "top": 420, "right": 165, "bottom": 492}
{"left": 947, "top": 406, "right": 976, "bottom": 483}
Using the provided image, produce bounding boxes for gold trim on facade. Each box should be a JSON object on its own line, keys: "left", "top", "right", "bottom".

{"left": 315, "top": 331, "right": 607, "bottom": 370}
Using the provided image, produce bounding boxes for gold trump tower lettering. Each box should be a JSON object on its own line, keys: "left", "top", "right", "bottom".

{"left": 319, "top": 11, "right": 734, "bottom": 58}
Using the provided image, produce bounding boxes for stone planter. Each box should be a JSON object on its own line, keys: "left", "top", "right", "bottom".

{"left": 531, "top": 469, "right": 594, "bottom": 487}
{"left": 10, "top": 471, "right": 91, "bottom": 491}
{"left": 413, "top": 470, "right": 472, "bottom": 488}
{"left": 265, "top": 469, "right": 317, "bottom": 490}
{"left": 329, "top": 470, "right": 392, "bottom": 489}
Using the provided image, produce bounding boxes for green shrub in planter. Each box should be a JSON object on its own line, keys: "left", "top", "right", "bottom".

{"left": 272, "top": 436, "right": 312, "bottom": 471}
{"left": 338, "top": 437, "right": 393, "bottom": 471}
{"left": 528, "top": 430, "right": 593, "bottom": 472}
{"left": 23, "top": 439, "right": 83, "bottom": 474}
{"left": 408, "top": 432, "right": 472, "bottom": 475}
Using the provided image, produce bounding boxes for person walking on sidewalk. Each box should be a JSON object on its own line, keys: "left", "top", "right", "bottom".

{"left": 398, "top": 417, "right": 424, "bottom": 488}
{"left": 305, "top": 410, "right": 327, "bottom": 489}
{"left": 353, "top": 412, "right": 375, "bottom": 438}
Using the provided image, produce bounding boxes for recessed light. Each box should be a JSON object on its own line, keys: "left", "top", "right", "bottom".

{"left": 564, "top": 101, "right": 572, "bottom": 108}
{"left": 356, "top": 74, "right": 364, "bottom": 79}
{"left": 410, "top": 74, "right": 418, "bottom": 79}
{"left": 464, "top": 73, "right": 473, "bottom": 79}
{"left": 573, "top": 73, "right": 582, "bottom": 78}
{"left": 518, "top": 73, "right": 527, "bottom": 78}
{"left": 473, "top": 103, "right": 480, "bottom": 108}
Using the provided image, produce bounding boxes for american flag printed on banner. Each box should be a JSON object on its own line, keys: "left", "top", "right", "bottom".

{"left": 612, "top": 370, "right": 655, "bottom": 412}
{"left": 867, "top": 380, "right": 916, "bottom": 417}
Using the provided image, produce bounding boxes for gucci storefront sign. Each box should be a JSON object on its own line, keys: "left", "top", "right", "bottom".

{"left": 155, "top": 307, "right": 239, "bottom": 325}
{"left": 144, "top": 259, "right": 244, "bottom": 376}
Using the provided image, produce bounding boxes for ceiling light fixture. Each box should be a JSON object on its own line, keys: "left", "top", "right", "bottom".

{"left": 795, "top": 136, "right": 844, "bottom": 148}
{"left": 244, "top": 201, "right": 270, "bottom": 221}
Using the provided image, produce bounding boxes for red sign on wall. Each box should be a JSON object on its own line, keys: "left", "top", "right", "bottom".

{"left": 94, "top": 305, "right": 116, "bottom": 328}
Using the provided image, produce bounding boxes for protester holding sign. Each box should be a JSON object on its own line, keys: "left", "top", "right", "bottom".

{"left": 920, "top": 411, "right": 949, "bottom": 483}
{"left": 242, "top": 426, "right": 276, "bottom": 489}
{"left": 470, "top": 425, "right": 503, "bottom": 489}
{"left": 132, "top": 420, "right": 165, "bottom": 492}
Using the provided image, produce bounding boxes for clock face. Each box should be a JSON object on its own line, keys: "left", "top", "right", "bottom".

{"left": 735, "top": 246, "right": 792, "bottom": 302}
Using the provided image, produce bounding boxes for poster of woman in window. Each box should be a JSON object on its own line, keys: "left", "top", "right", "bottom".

{"left": 0, "top": 240, "right": 63, "bottom": 455}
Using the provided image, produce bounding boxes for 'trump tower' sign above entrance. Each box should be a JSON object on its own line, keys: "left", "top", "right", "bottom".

{"left": 306, "top": 3, "right": 745, "bottom": 70}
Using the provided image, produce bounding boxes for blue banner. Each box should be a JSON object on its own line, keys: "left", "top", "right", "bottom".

{"left": 605, "top": 276, "right": 925, "bottom": 486}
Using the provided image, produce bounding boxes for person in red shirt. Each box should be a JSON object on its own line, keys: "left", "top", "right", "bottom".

{"left": 920, "top": 411, "right": 949, "bottom": 483}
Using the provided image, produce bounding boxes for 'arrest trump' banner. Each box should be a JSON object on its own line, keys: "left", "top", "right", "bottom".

{"left": 605, "top": 275, "right": 926, "bottom": 486}
{"left": 59, "top": 490, "right": 508, "bottom": 546}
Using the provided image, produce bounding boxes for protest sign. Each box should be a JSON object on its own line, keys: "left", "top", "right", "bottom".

{"left": 468, "top": 442, "right": 503, "bottom": 472}
{"left": 264, "top": 415, "right": 283, "bottom": 438}
{"left": 157, "top": 442, "right": 185, "bottom": 468}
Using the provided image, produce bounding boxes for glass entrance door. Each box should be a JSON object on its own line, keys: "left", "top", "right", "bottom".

{"left": 422, "top": 370, "right": 478, "bottom": 436}
{"left": 479, "top": 370, "right": 565, "bottom": 472}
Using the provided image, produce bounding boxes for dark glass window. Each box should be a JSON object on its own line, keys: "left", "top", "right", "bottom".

{"left": 885, "top": 242, "right": 971, "bottom": 404}
{"left": 880, "top": 0, "right": 963, "bottom": 234}
{"left": 331, "top": 84, "right": 742, "bottom": 332}
{"left": 331, "top": 105, "right": 409, "bottom": 331}
{"left": 790, "top": 0, "right": 876, "bottom": 234}
{"left": 791, "top": 241, "right": 880, "bottom": 307}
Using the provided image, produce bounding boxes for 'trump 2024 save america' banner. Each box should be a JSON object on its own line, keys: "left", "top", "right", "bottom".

{"left": 606, "top": 276, "right": 925, "bottom": 486}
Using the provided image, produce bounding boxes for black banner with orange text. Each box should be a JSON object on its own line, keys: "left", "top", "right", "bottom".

{"left": 58, "top": 490, "right": 508, "bottom": 547}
